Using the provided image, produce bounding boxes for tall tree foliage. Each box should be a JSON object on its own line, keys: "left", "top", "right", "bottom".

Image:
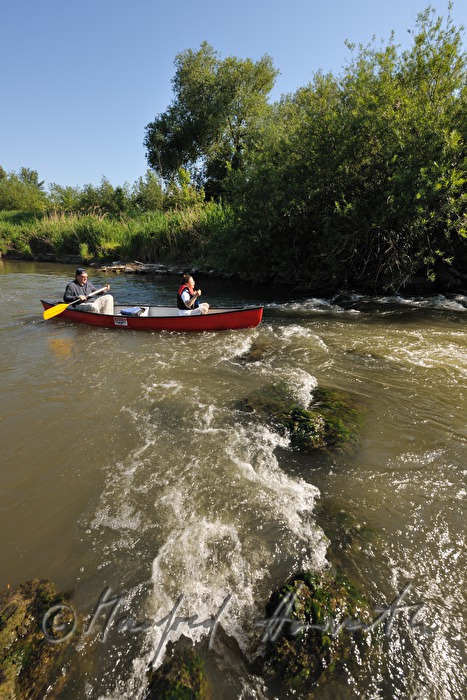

{"left": 222, "top": 4, "right": 467, "bottom": 289}
{"left": 131, "top": 170, "right": 164, "bottom": 211}
{"left": 0, "top": 167, "right": 48, "bottom": 211}
{"left": 144, "top": 42, "right": 278, "bottom": 198}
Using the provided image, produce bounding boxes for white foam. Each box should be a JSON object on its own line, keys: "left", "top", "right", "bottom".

{"left": 277, "top": 324, "right": 313, "bottom": 338}
{"left": 270, "top": 293, "right": 467, "bottom": 315}
{"left": 272, "top": 297, "right": 358, "bottom": 314}
{"left": 272, "top": 367, "right": 318, "bottom": 408}
{"left": 370, "top": 293, "right": 467, "bottom": 312}
{"left": 87, "top": 333, "right": 329, "bottom": 697}
{"left": 141, "top": 419, "right": 327, "bottom": 669}
{"left": 220, "top": 332, "right": 261, "bottom": 363}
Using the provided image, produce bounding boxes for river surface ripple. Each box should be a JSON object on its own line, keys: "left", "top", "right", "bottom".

{"left": 0, "top": 261, "right": 466, "bottom": 699}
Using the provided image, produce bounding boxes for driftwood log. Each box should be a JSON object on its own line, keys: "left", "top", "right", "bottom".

{"left": 98, "top": 261, "right": 183, "bottom": 275}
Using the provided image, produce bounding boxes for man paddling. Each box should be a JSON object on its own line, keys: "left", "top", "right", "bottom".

{"left": 64, "top": 268, "right": 114, "bottom": 314}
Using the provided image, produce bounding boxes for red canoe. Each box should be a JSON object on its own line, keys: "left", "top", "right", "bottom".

{"left": 40, "top": 301, "right": 263, "bottom": 332}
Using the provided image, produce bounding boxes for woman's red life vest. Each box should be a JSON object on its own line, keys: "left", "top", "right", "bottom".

{"left": 177, "top": 283, "right": 198, "bottom": 310}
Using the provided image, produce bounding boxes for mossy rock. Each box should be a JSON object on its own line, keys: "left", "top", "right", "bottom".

{"left": 243, "top": 382, "right": 364, "bottom": 451}
{"left": 235, "top": 341, "right": 270, "bottom": 364}
{"left": 146, "top": 646, "right": 209, "bottom": 699}
{"left": 0, "top": 579, "right": 75, "bottom": 699}
{"left": 316, "top": 501, "right": 379, "bottom": 574}
{"left": 260, "top": 571, "right": 376, "bottom": 694}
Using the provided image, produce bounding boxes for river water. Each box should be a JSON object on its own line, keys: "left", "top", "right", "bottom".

{"left": 1, "top": 260, "right": 466, "bottom": 699}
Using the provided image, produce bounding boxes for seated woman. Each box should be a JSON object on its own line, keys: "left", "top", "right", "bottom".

{"left": 64, "top": 268, "right": 114, "bottom": 314}
{"left": 177, "top": 274, "right": 209, "bottom": 316}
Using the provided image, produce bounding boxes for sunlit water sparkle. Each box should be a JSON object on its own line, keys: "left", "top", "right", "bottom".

{"left": 0, "top": 261, "right": 465, "bottom": 699}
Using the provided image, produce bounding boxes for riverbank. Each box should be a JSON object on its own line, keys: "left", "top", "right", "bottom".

{"left": 2, "top": 205, "right": 467, "bottom": 296}
{"left": 4, "top": 250, "right": 467, "bottom": 299}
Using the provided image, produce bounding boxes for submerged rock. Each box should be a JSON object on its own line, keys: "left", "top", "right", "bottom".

{"left": 259, "top": 570, "right": 377, "bottom": 695}
{"left": 235, "top": 341, "right": 270, "bottom": 364}
{"left": 0, "top": 579, "right": 75, "bottom": 699}
{"left": 146, "top": 644, "right": 209, "bottom": 699}
{"left": 316, "top": 500, "right": 378, "bottom": 577}
{"left": 242, "top": 382, "right": 364, "bottom": 451}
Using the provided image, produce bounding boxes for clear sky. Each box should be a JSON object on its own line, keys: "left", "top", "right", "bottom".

{"left": 1, "top": 0, "right": 465, "bottom": 189}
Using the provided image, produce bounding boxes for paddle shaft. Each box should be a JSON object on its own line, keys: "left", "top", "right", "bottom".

{"left": 43, "top": 286, "right": 109, "bottom": 320}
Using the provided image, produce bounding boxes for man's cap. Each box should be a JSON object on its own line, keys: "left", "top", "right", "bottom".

{"left": 75, "top": 268, "right": 87, "bottom": 275}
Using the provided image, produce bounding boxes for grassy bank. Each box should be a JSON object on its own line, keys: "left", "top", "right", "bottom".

{"left": 0, "top": 203, "right": 235, "bottom": 270}
{"left": 2, "top": 202, "right": 466, "bottom": 293}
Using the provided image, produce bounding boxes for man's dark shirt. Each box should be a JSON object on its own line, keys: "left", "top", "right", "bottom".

{"left": 64, "top": 279, "right": 97, "bottom": 303}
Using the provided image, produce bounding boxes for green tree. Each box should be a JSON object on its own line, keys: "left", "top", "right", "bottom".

{"left": 164, "top": 167, "right": 205, "bottom": 210}
{"left": 0, "top": 168, "right": 48, "bottom": 211}
{"left": 224, "top": 5, "right": 467, "bottom": 289}
{"left": 144, "top": 41, "right": 278, "bottom": 197}
{"left": 75, "top": 177, "right": 131, "bottom": 215}
{"left": 329, "top": 4, "right": 467, "bottom": 287}
{"left": 48, "top": 183, "right": 82, "bottom": 211}
{"left": 19, "top": 167, "right": 45, "bottom": 190}
{"left": 131, "top": 170, "right": 164, "bottom": 211}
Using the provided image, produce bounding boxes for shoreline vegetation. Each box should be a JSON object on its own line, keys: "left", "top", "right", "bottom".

{"left": 0, "top": 193, "right": 467, "bottom": 295}
{"left": 1, "top": 198, "right": 466, "bottom": 296}
{"left": 1, "top": 6, "right": 467, "bottom": 296}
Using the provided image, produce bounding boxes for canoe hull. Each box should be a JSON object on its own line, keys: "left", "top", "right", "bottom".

{"left": 40, "top": 302, "right": 263, "bottom": 332}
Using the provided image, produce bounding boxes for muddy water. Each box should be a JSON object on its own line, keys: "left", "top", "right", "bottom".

{"left": 0, "top": 260, "right": 465, "bottom": 699}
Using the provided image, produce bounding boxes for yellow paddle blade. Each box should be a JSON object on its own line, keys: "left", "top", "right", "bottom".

{"left": 43, "top": 303, "right": 71, "bottom": 320}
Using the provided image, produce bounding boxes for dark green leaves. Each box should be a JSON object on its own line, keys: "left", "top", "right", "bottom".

{"left": 144, "top": 42, "right": 278, "bottom": 195}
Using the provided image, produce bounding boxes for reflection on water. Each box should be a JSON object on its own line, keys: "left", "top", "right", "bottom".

{"left": 0, "top": 261, "right": 466, "bottom": 699}
{"left": 48, "top": 336, "right": 74, "bottom": 358}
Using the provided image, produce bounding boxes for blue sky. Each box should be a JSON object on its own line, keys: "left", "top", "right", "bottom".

{"left": 1, "top": 0, "right": 465, "bottom": 189}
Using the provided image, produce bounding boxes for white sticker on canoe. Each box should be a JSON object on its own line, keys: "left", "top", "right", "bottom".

{"left": 114, "top": 317, "right": 128, "bottom": 326}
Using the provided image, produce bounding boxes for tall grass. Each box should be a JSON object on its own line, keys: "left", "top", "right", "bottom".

{"left": 0, "top": 203, "right": 237, "bottom": 268}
